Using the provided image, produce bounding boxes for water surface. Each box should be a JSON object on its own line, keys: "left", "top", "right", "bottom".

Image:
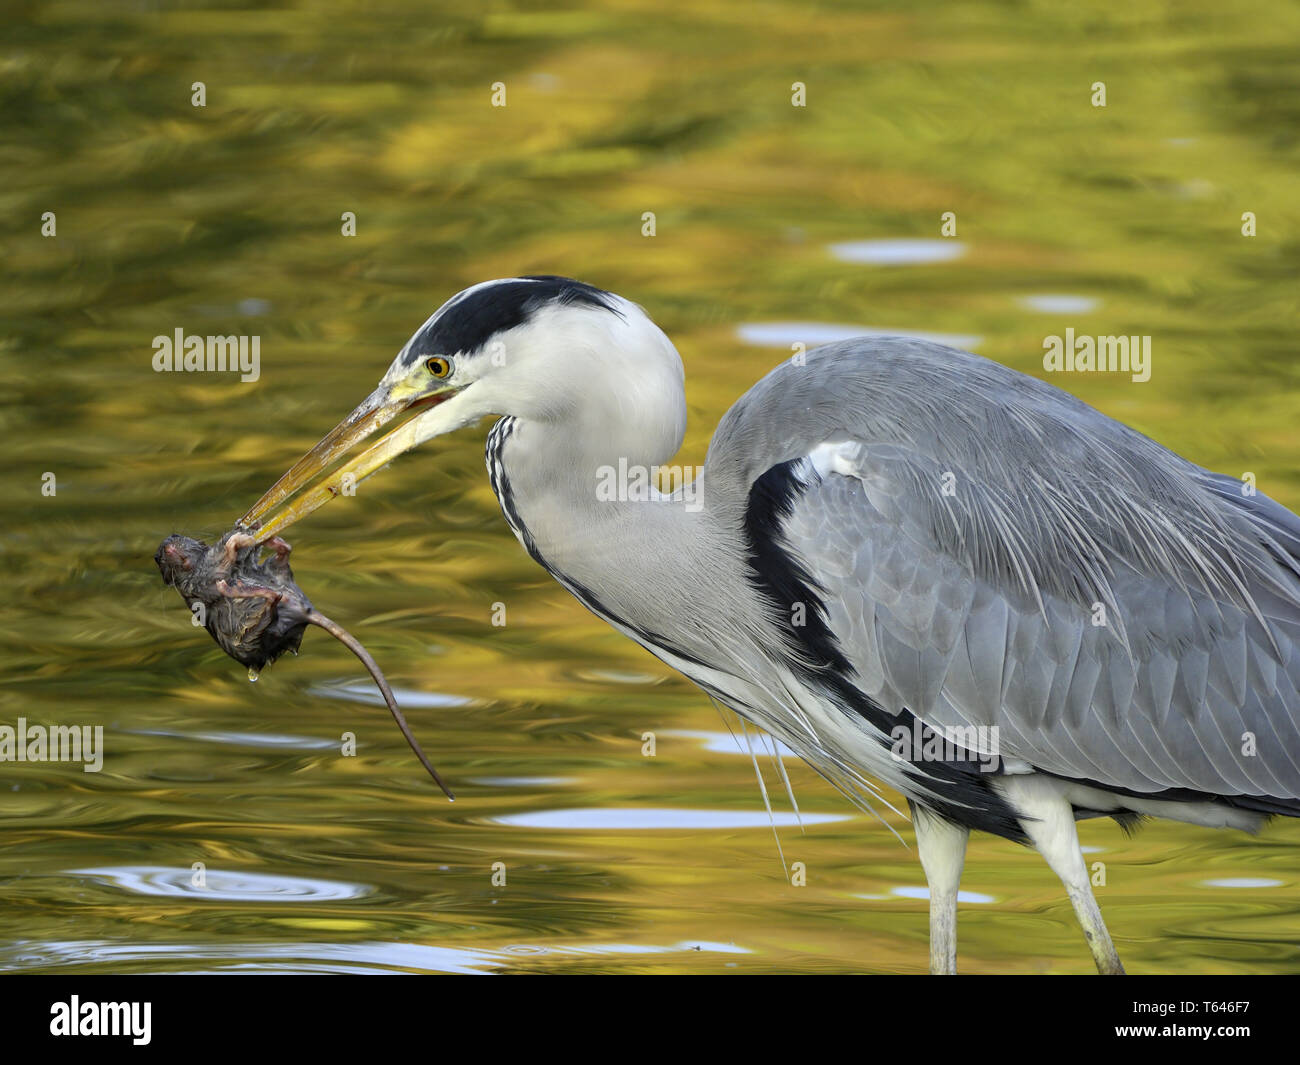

{"left": 2, "top": 0, "right": 1299, "bottom": 974}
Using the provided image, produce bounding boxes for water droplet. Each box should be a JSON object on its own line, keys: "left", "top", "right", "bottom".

{"left": 247, "top": 668, "right": 259, "bottom": 682}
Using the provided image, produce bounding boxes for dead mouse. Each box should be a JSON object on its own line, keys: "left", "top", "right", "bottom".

{"left": 155, "top": 530, "right": 453, "bottom": 799}
{"left": 156, "top": 531, "right": 310, "bottom": 671}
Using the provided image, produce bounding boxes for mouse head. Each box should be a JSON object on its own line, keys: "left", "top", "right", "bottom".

{"left": 155, "top": 534, "right": 211, "bottom": 591}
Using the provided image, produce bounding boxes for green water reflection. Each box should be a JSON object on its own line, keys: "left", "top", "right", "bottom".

{"left": 2, "top": 0, "right": 1299, "bottom": 973}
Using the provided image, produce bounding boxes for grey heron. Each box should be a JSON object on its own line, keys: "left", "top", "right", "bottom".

{"left": 239, "top": 276, "right": 1300, "bottom": 975}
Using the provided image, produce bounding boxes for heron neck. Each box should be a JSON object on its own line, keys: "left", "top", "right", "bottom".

{"left": 488, "top": 416, "right": 759, "bottom": 661}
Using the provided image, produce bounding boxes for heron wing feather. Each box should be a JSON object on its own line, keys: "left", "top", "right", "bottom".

{"left": 707, "top": 338, "right": 1300, "bottom": 800}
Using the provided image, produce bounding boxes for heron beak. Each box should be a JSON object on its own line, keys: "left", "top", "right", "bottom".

{"left": 239, "top": 378, "right": 456, "bottom": 543}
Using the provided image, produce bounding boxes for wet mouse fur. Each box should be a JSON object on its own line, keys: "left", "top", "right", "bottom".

{"left": 155, "top": 531, "right": 310, "bottom": 671}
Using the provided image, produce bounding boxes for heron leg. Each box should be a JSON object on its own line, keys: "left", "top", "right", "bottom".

{"left": 909, "top": 801, "right": 968, "bottom": 975}
{"left": 996, "top": 774, "right": 1125, "bottom": 975}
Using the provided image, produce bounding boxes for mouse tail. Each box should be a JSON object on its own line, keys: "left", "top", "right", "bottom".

{"left": 305, "top": 610, "right": 455, "bottom": 801}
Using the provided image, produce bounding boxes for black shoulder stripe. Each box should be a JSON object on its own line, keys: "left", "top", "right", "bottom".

{"left": 744, "top": 458, "right": 1029, "bottom": 843}
{"left": 744, "top": 459, "right": 853, "bottom": 674}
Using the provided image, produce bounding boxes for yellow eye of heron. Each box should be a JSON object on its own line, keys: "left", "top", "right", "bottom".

{"left": 426, "top": 356, "right": 452, "bottom": 378}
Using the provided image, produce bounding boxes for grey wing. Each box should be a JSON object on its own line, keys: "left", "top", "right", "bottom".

{"left": 773, "top": 440, "right": 1300, "bottom": 802}
{"left": 705, "top": 337, "right": 1300, "bottom": 803}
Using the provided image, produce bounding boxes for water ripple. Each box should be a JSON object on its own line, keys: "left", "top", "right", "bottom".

{"left": 667, "top": 729, "right": 795, "bottom": 757}
{"left": 309, "top": 682, "right": 471, "bottom": 709}
{"left": 1017, "top": 294, "right": 1100, "bottom": 314}
{"left": 828, "top": 239, "right": 967, "bottom": 265}
{"left": 68, "top": 866, "right": 371, "bottom": 902}
{"left": 493, "top": 808, "right": 849, "bottom": 830}
{"left": 0, "top": 937, "right": 750, "bottom": 974}
{"left": 888, "top": 886, "right": 996, "bottom": 904}
{"left": 128, "top": 728, "right": 335, "bottom": 751}
{"left": 1201, "top": 878, "right": 1285, "bottom": 889}
{"left": 737, "top": 322, "right": 981, "bottom": 351}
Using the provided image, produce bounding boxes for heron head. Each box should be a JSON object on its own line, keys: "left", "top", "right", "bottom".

{"left": 240, "top": 276, "right": 685, "bottom": 541}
